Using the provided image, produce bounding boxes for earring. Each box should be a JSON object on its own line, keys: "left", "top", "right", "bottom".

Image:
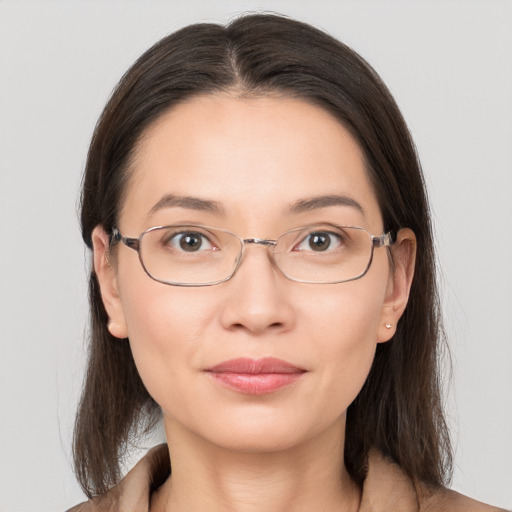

{"left": 385, "top": 323, "right": 392, "bottom": 329}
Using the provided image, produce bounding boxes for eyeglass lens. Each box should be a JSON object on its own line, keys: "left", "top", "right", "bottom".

{"left": 137, "top": 225, "right": 375, "bottom": 286}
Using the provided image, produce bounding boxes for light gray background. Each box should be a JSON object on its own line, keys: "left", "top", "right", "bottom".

{"left": 0, "top": 1, "right": 511, "bottom": 510}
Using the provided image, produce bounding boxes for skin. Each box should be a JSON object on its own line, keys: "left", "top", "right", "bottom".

{"left": 93, "top": 94, "right": 416, "bottom": 512}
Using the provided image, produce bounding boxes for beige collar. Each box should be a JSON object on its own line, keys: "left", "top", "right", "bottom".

{"left": 69, "top": 444, "right": 503, "bottom": 512}
{"left": 359, "top": 448, "right": 419, "bottom": 512}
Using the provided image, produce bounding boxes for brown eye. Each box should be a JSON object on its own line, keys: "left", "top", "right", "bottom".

{"left": 308, "top": 233, "right": 331, "bottom": 251}
{"left": 179, "top": 233, "right": 202, "bottom": 251}
{"left": 293, "top": 231, "right": 342, "bottom": 252}
{"left": 166, "top": 231, "right": 213, "bottom": 252}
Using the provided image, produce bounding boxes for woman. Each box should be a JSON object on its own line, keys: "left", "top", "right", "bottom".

{"left": 69, "top": 13, "right": 504, "bottom": 511}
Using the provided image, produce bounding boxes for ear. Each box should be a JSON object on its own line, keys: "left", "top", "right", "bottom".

{"left": 377, "top": 228, "right": 416, "bottom": 343}
{"left": 92, "top": 226, "right": 128, "bottom": 339}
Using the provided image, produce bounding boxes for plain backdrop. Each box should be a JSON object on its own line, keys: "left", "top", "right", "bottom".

{"left": 0, "top": 1, "right": 511, "bottom": 510}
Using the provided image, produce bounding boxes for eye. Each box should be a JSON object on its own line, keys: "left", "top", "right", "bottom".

{"left": 166, "top": 231, "right": 214, "bottom": 252}
{"left": 294, "top": 231, "right": 342, "bottom": 252}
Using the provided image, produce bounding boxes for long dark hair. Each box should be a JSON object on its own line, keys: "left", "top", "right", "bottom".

{"left": 74, "top": 13, "right": 452, "bottom": 498}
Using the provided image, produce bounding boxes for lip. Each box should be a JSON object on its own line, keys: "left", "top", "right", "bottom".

{"left": 205, "top": 357, "right": 306, "bottom": 395}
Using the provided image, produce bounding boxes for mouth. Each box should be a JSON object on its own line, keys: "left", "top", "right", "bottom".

{"left": 205, "top": 357, "right": 306, "bottom": 395}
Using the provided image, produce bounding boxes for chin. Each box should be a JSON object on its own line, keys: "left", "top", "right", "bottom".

{"left": 165, "top": 400, "right": 347, "bottom": 456}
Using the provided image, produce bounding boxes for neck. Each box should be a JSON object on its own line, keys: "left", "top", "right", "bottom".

{"left": 151, "top": 417, "right": 361, "bottom": 512}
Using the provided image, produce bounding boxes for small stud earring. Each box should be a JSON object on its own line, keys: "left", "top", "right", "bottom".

{"left": 385, "top": 323, "right": 392, "bottom": 329}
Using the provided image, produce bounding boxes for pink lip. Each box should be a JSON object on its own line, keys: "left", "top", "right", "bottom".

{"left": 205, "top": 357, "right": 306, "bottom": 395}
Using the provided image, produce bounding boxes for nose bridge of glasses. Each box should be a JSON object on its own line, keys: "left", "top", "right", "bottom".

{"left": 234, "top": 238, "right": 280, "bottom": 279}
{"left": 242, "top": 238, "right": 277, "bottom": 247}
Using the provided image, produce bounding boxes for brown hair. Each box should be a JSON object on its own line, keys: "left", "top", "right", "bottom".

{"left": 74, "top": 13, "right": 452, "bottom": 498}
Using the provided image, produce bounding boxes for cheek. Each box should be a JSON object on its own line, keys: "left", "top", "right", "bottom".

{"left": 300, "top": 277, "right": 388, "bottom": 401}
{"left": 118, "top": 276, "right": 217, "bottom": 404}
{"left": 303, "top": 275, "right": 387, "bottom": 347}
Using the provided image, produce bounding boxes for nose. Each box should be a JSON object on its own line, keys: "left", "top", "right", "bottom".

{"left": 219, "top": 243, "right": 296, "bottom": 335}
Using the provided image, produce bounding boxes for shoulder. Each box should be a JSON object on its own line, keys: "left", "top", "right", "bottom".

{"left": 418, "top": 485, "right": 509, "bottom": 512}
{"left": 66, "top": 444, "right": 170, "bottom": 512}
{"left": 362, "top": 449, "right": 507, "bottom": 512}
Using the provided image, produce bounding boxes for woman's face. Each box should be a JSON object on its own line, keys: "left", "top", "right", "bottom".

{"left": 94, "top": 94, "right": 412, "bottom": 453}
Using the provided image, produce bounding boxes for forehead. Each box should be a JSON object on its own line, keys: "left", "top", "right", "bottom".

{"left": 121, "top": 94, "right": 382, "bottom": 233}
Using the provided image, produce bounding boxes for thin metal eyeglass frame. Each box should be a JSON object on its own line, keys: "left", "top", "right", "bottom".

{"left": 110, "top": 224, "right": 396, "bottom": 287}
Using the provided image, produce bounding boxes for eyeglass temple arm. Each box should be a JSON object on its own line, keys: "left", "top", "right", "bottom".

{"left": 373, "top": 231, "right": 396, "bottom": 248}
{"left": 110, "top": 228, "right": 140, "bottom": 251}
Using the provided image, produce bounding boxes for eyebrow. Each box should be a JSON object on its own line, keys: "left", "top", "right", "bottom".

{"left": 149, "top": 194, "right": 225, "bottom": 216}
{"left": 148, "top": 193, "right": 365, "bottom": 218}
{"left": 287, "top": 194, "right": 365, "bottom": 216}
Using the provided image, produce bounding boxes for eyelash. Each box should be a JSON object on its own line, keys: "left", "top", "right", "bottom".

{"left": 293, "top": 231, "right": 343, "bottom": 252}
{"left": 164, "top": 231, "right": 217, "bottom": 252}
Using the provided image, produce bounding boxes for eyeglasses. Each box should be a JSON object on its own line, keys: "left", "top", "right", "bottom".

{"left": 110, "top": 224, "right": 395, "bottom": 286}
